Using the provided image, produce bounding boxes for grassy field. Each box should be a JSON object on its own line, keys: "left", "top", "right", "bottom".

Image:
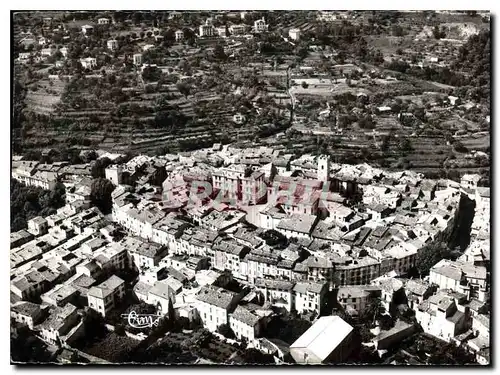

{"left": 24, "top": 79, "right": 65, "bottom": 113}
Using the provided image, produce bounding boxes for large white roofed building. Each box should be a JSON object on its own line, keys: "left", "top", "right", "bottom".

{"left": 290, "top": 315, "right": 356, "bottom": 364}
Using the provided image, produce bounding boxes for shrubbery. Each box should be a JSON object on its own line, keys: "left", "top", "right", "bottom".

{"left": 11, "top": 179, "right": 66, "bottom": 231}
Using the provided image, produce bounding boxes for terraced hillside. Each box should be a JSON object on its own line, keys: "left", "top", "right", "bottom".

{"left": 16, "top": 63, "right": 290, "bottom": 155}
{"left": 12, "top": 10, "right": 489, "bottom": 184}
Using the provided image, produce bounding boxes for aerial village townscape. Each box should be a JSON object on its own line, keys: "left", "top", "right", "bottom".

{"left": 11, "top": 10, "right": 490, "bottom": 365}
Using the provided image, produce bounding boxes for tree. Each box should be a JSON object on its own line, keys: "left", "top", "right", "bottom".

{"left": 154, "top": 106, "right": 188, "bottom": 130}
{"left": 380, "top": 133, "right": 392, "bottom": 152}
{"left": 433, "top": 26, "right": 441, "bottom": 39}
{"left": 142, "top": 65, "right": 162, "bottom": 82}
{"left": 416, "top": 242, "right": 454, "bottom": 276}
{"left": 80, "top": 150, "right": 97, "bottom": 163}
{"left": 399, "top": 138, "right": 413, "bottom": 152}
{"left": 259, "top": 229, "right": 288, "bottom": 248}
{"left": 155, "top": 146, "right": 170, "bottom": 155}
{"left": 216, "top": 323, "right": 236, "bottom": 339}
{"left": 301, "top": 81, "right": 308, "bottom": 89}
{"left": 114, "top": 323, "right": 126, "bottom": 336}
{"left": 392, "top": 25, "right": 405, "bottom": 37}
{"left": 176, "top": 82, "right": 191, "bottom": 97}
{"left": 11, "top": 327, "right": 52, "bottom": 363}
{"left": 213, "top": 44, "right": 227, "bottom": 60}
{"left": 453, "top": 141, "right": 469, "bottom": 153}
{"left": 432, "top": 26, "right": 446, "bottom": 40}
{"left": 428, "top": 342, "right": 477, "bottom": 364}
{"left": 387, "top": 59, "right": 410, "bottom": 73}
{"left": 238, "top": 348, "right": 275, "bottom": 364}
{"left": 296, "top": 47, "right": 308, "bottom": 60}
{"left": 378, "top": 314, "right": 395, "bottom": 330}
{"left": 413, "top": 107, "right": 426, "bottom": 122}
{"left": 168, "top": 298, "right": 176, "bottom": 325}
{"left": 357, "top": 325, "right": 374, "bottom": 343}
{"left": 265, "top": 315, "right": 312, "bottom": 345}
{"left": 240, "top": 336, "right": 248, "bottom": 349}
{"left": 11, "top": 179, "right": 65, "bottom": 231}
{"left": 358, "top": 115, "right": 375, "bottom": 129}
{"left": 90, "top": 178, "right": 115, "bottom": 213}
{"left": 360, "top": 297, "right": 386, "bottom": 326}
{"left": 181, "top": 328, "right": 213, "bottom": 350}
{"left": 81, "top": 307, "right": 107, "bottom": 341}
{"left": 91, "top": 157, "right": 112, "bottom": 178}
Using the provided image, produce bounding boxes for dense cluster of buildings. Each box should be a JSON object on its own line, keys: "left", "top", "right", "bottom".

{"left": 16, "top": 11, "right": 274, "bottom": 71}
{"left": 10, "top": 143, "right": 490, "bottom": 364}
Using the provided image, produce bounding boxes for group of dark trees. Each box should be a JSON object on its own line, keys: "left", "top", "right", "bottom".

{"left": 91, "top": 156, "right": 112, "bottom": 178}
{"left": 264, "top": 313, "right": 312, "bottom": 345}
{"left": 415, "top": 242, "right": 457, "bottom": 276}
{"left": 154, "top": 105, "right": 189, "bottom": 131}
{"left": 233, "top": 348, "right": 275, "bottom": 364}
{"left": 142, "top": 65, "right": 162, "bottom": 82}
{"left": 132, "top": 319, "right": 250, "bottom": 364}
{"left": 386, "top": 59, "right": 466, "bottom": 88}
{"left": 11, "top": 325, "right": 53, "bottom": 363}
{"left": 11, "top": 179, "right": 66, "bottom": 231}
{"left": 304, "top": 21, "right": 385, "bottom": 65}
{"left": 359, "top": 297, "right": 387, "bottom": 327}
{"left": 449, "top": 195, "right": 476, "bottom": 250}
{"left": 415, "top": 194, "right": 476, "bottom": 276}
{"left": 178, "top": 136, "right": 219, "bottom": 152}
{"left": 386, "top": 30, "right": 490, "bottom": 104}
{"left": 90, "top": 177, "right": 115, "bottom": 213}
{"left": 107, "top": 298, "right": 190, "bottom": 363}
{"left": 259, "top": 229, "right": 288, "bottom": 248}
{"left": 432, "top": 25, "right": 447, "bottom": 39}
{"left": 60, "top": 73, "right": 133, "bottom": 109}
{"left": 358, "top": 115, "right": 376, "bottom": 129}
{"left": 13, "top": 79, "right": 26, "bottom": 131}
{"left": 396, "top": 333, "right": 477, "bottom": 365}
{"left": 426, "top": 342, "right": 477, "bottom": 365}
{"left": 452, "top": 30, "right": 490, "bottom": 103}
{"left": 132, "top": 338, "right": 197, "bottom": 364}
{"left": 12, "top": 79, "right": 28, "bottom": 153}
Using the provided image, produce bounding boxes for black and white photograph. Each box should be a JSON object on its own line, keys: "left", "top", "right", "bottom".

{"left": 10, "top": 9, "right": 491, "bottom": 365}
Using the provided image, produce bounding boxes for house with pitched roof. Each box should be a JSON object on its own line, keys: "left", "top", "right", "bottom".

{"left": 212, "top": 237, "right": 250, "bottom": 279}
{"left": 147, "top": 278, "right": 179, "bottom": 314}
{"left": 195, "top": 285, "right": 242, "bottom": 332}
{"left": 415, "top": 291, "right": 469, "bottom": 342}
{"left": 404, "top": 279, "right": 434, "bottom": 310}
{"left": 229, "top": 304, "right": 270, "bottom": 343}
{"left": 11, "top": 270, "right": 48, "bottom": 301}
{"left": 38, "top": 303, "right": 78, "bottom": 345}
{"left": 337, "top": 285, "right": 381, "bottom": 317}
{"left": 430, "top": 259, "right": 488, "bottom": 301}
{"left": 244, "top": 246, "right": 281, "bottom": 283}
{"left": 374, "top": 278, "right": 404, "bottom": 312}
{"left": 87, "top": 275, "right": 125, "bottom": 317}
{"left": 277, "top": 214, "right": 318, "bottom": 239}
{"left": 11, "top": 301, "right": 46, "bottom": 329}
{"left": 293, "top": 281, "right": 328, "bottom": 314}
